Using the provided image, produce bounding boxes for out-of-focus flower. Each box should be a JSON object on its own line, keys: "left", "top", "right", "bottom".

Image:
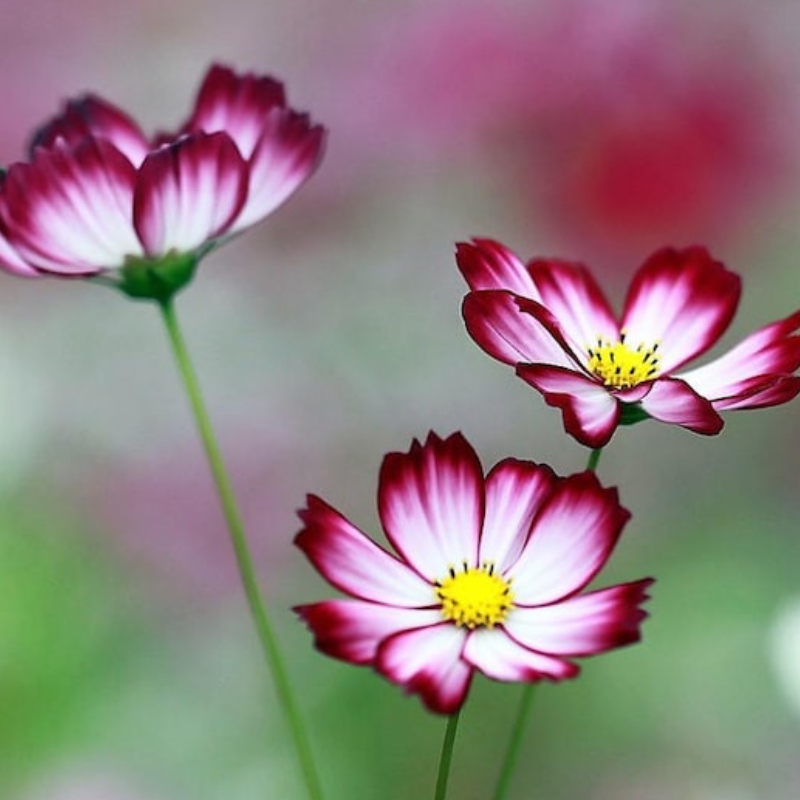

{"left": 0, "top": 64, "right": 325, "bottom": 299}
{"left": 14, "top": 767, "right": 172, "bottom": 800}
{"left": 296, "top": 431, "right": 652, "bottom": 714}
{"left": 769, "top": 597, "right": 800, "bottom": 720}
{"left": 505, "top": 0, "right": 792, "bottom": 259}
{"left": 458, "top": 240, "right": 800, "bottom": 448}
{"left": 332, "top": 0, "right": 795, "bottom": 261}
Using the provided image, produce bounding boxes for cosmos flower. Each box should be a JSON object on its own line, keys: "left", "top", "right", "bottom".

{"left": 295, "top": 432, "right": 652, "bottom": 714}
{"left": 0, "top": 64, "right": 325, "bottom": 298}
{"left": 458, "top": 239, "right": 800, "bottom": 448}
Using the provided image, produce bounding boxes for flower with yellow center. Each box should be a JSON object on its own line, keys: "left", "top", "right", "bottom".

{"left": 296, "top": 432, "right": 653, "bottom": 715}
{"left": 436, "top": 563, "right": 514, "bottom": 629}
{"left": 459, "top": 240, "right": 800, "bottom": 448}
{"left": 587, "top": 333, "right": 660, "bottom": 390}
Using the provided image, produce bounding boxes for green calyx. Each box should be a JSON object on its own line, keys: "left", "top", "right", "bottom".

{"left": 114, "top": 252, "right": 199, "bottom": 303}
{"left": 619, "top": 402, "right": 651, "bottom": 426}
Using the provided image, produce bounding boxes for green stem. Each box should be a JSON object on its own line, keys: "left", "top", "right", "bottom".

{"left": 434, "top": 710, "right": 462, "bottom": 800}
{"left": 492, "top": 446, "right": 604, "bottom": 800}
{"left": 586, "top": 447, "right": 603, "bottom": 473}
{"left": 491, "top": 684, "right": 537, "bottom": 800}
{"left": 158, "top": 298, "right": 323, "bottom": 800}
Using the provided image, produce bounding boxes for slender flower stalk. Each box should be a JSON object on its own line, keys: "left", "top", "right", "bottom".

{"left": 491, "top": 446, "right": 604, "bottom": 800}
{"left": 586, "top": 447, "right": 603, "bottom": 473}
{"left": 0, "top": 64, "right": 328, "bottom": 798}
{"left": 492, "top": 684, "right": 537, "bottom": 800}
{"left": 434, "top": 710, "right": 462, "bottom": 800}
{"left": 159, "top": 297, "right": 323, "bottom": 800}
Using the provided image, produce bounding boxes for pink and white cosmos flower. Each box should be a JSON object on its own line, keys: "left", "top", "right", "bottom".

{"left": 458, "top": 240, "right": 800, "bottom": 448}
{"left": 295, "top": 432, "right": 652, "bottom": 714}
{"left": 0, "top": 64, "right": 325, "bottom": 286}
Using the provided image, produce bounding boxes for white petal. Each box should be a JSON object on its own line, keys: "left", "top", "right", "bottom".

{"left": 295, "top": 495, "right": 433, "bottom": 606}
{"left": 378, "top": 433, "right": 484, "bottom": 580}
{"left": 463, "top": 628, "right": 577, "bottom": 681}
{"left": 3, "top": 140, "right": 141, "bottom": 273}
{"left": 507, "top": 473, "right": 629, "bottom": 605}
{"left": 679, "top": 310, "right": 800, "bottom": 400}
{"left": 296, "top": 600, "right": 443, "bottom": 665}
{"left": 456, "top": 238, "right": 541, "bottom": 296}
{"left": 376, "top": 623, "right": 472, "bottom": 714}
{"left": 503, "top": 580, "right": 652, "bottom": 656}
{"left": 621, "top": 246, "right": 740, "bottom": 372}
{"left": 516, "top": 365, "right": 621, "bottom": 448}
{"left": 133, "top": 132, "right": 247, "bottom": 256}
{"left": 479, "top": 459, "right": 557, "bottom": 572}
{"left": 231, "top": 108, "right": 325, "bottom": 233}
{"left": 462, "top": 291, "right": 576, "bottom": 367}
{"left": 528, "top": 257, "right": 619, "bottom": 356}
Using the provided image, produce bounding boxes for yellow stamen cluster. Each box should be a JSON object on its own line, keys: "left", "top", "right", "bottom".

{"left": 587, "top": 332, "right": 660, "bottom": 390}
{"left": 435, "top": 562, "right": 514, "bottom": 629}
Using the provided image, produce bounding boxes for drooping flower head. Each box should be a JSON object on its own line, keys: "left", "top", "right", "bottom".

{"left": 295, "top": 431, "right": 652, "bottom": 714}
{"left": 458, "top": 240, "right": 800, "bottom": 448}
{"left": 0, "top": 64, "right": 326, "bottom": 300}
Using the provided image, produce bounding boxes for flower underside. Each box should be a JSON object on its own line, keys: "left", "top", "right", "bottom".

{"left": 113, "top": 251, "right": 201, "bottom": 302}
{"left": 435, "top": 562, "right": 514, "bottom": 629}
{"left": 587, "top": 333, "right": 660, "bottom": 390}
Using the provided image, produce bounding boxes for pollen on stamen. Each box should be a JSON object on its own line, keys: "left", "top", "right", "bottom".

{"left": 436, "top": 561, "right": 514, "bottom": 629}
{"left": 586, "top": 335, "right": 661, "bottom": 390}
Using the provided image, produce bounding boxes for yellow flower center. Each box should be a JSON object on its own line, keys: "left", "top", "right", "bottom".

{"left": 587, "top": 333, "right": 660, "bottom": 390}
{"left": 435, "top": 563, "right": 514, "bottom": 629}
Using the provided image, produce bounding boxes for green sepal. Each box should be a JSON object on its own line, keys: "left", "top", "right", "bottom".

{"left": 114, "top": 252, "right": 199, "bottom": 303}
{"left": 619, "top": 402, "right": 651, "bottom": 426}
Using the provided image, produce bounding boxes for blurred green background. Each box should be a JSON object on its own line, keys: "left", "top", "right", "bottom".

{"left": 2, "top": 1, "right": 800, "bottom": 798}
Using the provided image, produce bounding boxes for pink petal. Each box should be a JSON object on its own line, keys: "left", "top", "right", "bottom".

{"left": 133, "top": 132, "right": 248, "bottom": 257}
{"left": 479, "top": 459, "right": 558, "bottom": 572}
{"left": 516, "top": 365, "right": 621, "bottom": 448}
{"left": 1, "top": 139, "right": 141, "bottom": 274}
{"left": 462, "top": 291, "right": 576, "bottom": 367}
{"left": 295, "top": 495, "right": 433, "bottom": 606}
{"left": 507, "top": 472, "right": 630, "bottom": 606}
{"left": 462, "top": 628, "right": 578, "bottom": 682}
{"left": 678, "top": 309, "right": 800, "bottom": 402}
{"left": 30, "top": 94, "right": 151, "bottom": 167}
{"left": 708, "top": 375, "right": 800, "bottom": 411}
{"left": 0, "top": 226, "right": 39, "bottom": 276}
{"left": 638, "top": 377, "right": 723, "bottom": 434}
{"left": 527, "top": 257, "right": 619, "bottom": 355}
{"left": 455, "top": 238, "right": 540, "bottom": 296}
{"left": 503, "top": 579, "right": 653, "bottom": 656}
{"left": 378, "top": 432, "right": 485, "bottom": 581}
{"left": 231, "top": 108, "right": 326, "bottom": 233}
{"left": 295, "top": 600, "right": 442, "bottom": 665}
{"left": 621, "top": 246, "right": 741, "bottom": 372}
{"left": 376, "top": 623, "right": 473, "bottom": 714}
{"left": 183, "top": 65, "right": 326, "bottom": 231}
{"left": 183, "top": 64, "right": 287, "bottom": 158}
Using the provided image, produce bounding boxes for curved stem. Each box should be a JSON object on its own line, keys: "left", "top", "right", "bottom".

{"left": 158, "top": 298, "right": 323, "bottom": 800}
{"left": 434, "top": 710, "right": 462, "bottom": 800}
{"left": 492, "top": 445, "right": 604, "bottom": 800}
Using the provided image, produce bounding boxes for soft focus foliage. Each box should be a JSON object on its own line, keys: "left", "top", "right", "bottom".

{"left": 2, "top": 1, "right": 800, "bottom": 799}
